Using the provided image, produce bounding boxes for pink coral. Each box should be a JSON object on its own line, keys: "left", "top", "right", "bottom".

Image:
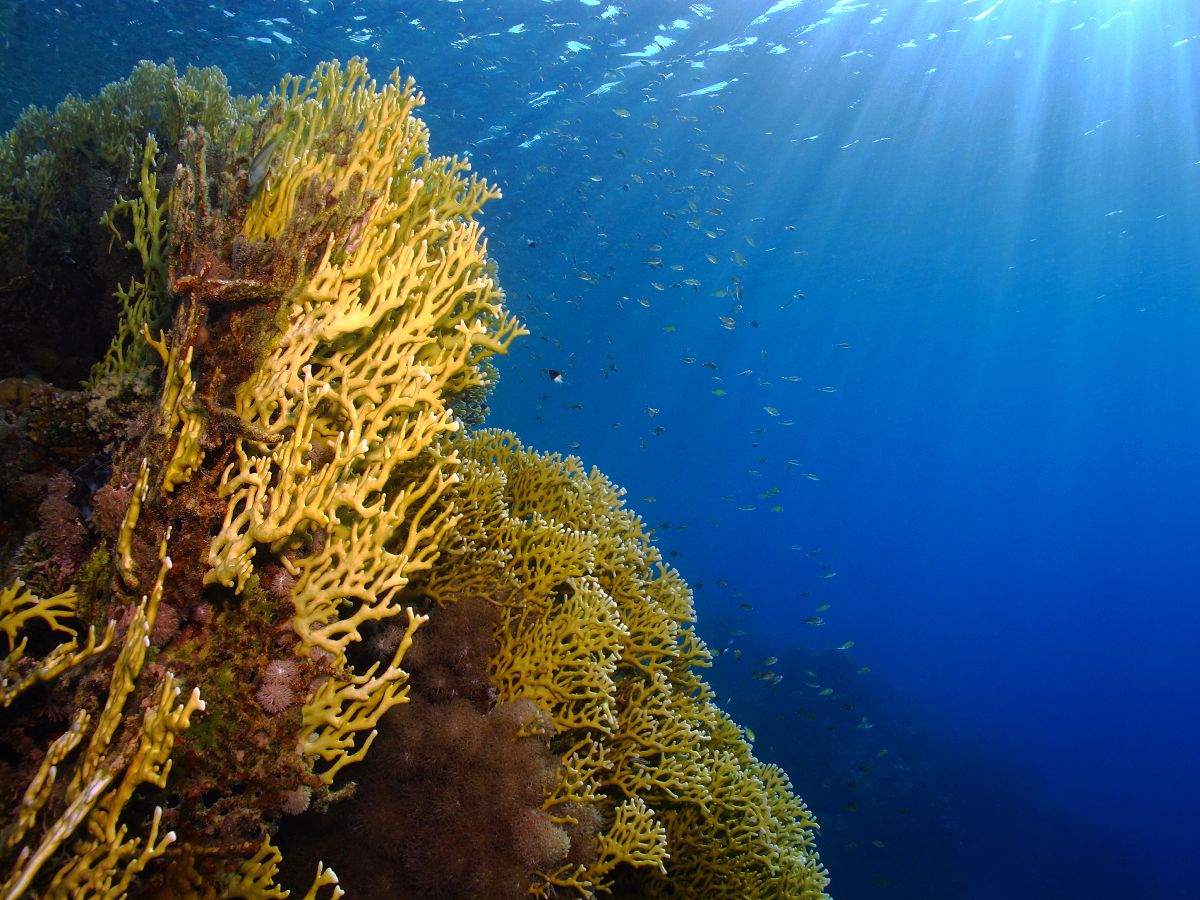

{"left": 256, "top": 658, "right": 300, "bottom": 715}
{"left": 37, "top": 473, "right": 86, "bottom": 583}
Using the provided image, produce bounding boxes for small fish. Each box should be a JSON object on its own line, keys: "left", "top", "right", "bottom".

{"left": 248, "top": 129, "right": 285, "bottom": 194}
{"left": 761, "top": 656, "right": 778, "bottom": 666}
{"left": 613, "top": 108, "right": 630, "bottom": 117}
{"left": 817, "top": 386, "right": 838, "bottom": 393}
{"left": 836, "top": 641, "right": 855, "bottom": 651}
{"left": 720, "top": 317, "right": 736, "bottom": 329}
{"left": 764, "top": 406, "right": 779, "bottom": 416}
{"left": 804, "top": 616, "right": 825, "bottom": 626}
{"left": 819, "top": 687, "right": 834, "bottom": 697}
{"left": 545, "top": 369, "right": 565, "bottom": 383}
{"left": 816, "top": 603, "right": 831, "bottom": 612}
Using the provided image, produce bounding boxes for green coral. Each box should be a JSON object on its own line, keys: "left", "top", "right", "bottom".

{"left": 86, "top": 135, "right": 170, "bottom": 385}
{"left": 0, "top": 60, "right": 259, "bottom": 384}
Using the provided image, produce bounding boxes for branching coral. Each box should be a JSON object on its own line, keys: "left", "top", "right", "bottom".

{"left": 418, "top": 429, "right": 830, "bottom": 898}
{"left": 86, "top": 135, "right": 171, "bottom": 386}
{"left": 201, "top": 59, "right": 522, "bottom": 788}
{"left": 0, "top": 537, "right": 204, "bottom": 898}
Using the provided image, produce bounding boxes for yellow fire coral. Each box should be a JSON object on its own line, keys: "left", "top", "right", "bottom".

{"left": 424, "top": 429, "right": 831, "bottom": 898}
{"left": 0, "top": 538, "right": 204, "bottom": 899}
{"left": 202, "top": 58, "right": 523, "bottom": 782}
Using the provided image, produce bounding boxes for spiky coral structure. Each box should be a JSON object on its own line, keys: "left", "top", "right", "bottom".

{"left": 0, "top": 58, "right": 829, "bottom": 898}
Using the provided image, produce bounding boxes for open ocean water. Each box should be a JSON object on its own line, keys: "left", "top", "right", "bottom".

{"left": 2, "top": 0, "right": 1198, "bottom": 897}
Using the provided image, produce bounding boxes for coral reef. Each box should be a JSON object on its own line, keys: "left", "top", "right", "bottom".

{"left": 0, "top": 60, "right": 257, "bottom": 384}
{"left": 0, "top": 58, "right": 829, "bottom": 898}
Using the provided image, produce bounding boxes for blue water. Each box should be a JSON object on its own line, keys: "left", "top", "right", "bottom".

{"left": 4, "top": 1, "right": 1198, "bottom": 896}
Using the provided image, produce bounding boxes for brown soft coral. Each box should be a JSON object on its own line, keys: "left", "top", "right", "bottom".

{"left": 36, "top": 472, "right": 87, "bottom": 584}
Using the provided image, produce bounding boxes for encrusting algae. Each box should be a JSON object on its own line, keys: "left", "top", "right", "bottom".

{"left": 0, "top": 58, "right": 830, "bottom": 898}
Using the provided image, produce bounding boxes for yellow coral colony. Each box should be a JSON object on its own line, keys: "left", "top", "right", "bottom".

{"left": 432, "top": 430, "right": 831, "bottom": 898}
{"left": 203, "top": 59, "right": 523, "bottom": 782}
{"left": 1, "top": 538, "right": 204, "bottom": 898}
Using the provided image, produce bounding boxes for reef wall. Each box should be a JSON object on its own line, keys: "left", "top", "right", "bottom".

{"left": 0, "top": 59, "right": 829, "bottom": 899}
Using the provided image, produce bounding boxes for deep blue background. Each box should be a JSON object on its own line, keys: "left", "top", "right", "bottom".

{"left": 4, "top": 1, "right": 1198, "bottom": 896}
